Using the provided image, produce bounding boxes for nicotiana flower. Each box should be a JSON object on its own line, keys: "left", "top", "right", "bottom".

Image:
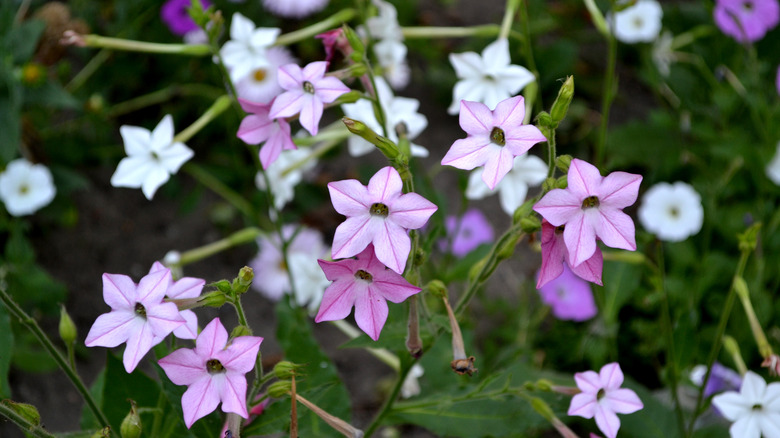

{"left": 262, "top": 0, "right": 329, "bottom": 19}
{"left": 442, "top": 96, "right": 547, "bottom": 190}
{"left": 328, "top": 166, "right": 438, "bottom": 274}
{"left": 766, "top": 141, "right": 780, "bottom": 185}
{"left": 148, "top": 261, "right": 204, "bottom": 340}
{"left": 237, "top": 98, "right": 296, "bottom": 169}
{"left": 438, "top": 208, "right": 494, "bottom": 256}
{"left": 537, "top": 263, "right": 597, "bottom": 321}
{"left": 220, "top": 12, "right": 280, "bottom": 83}
{"left": 110, "top": 114, "right": 194, "bottom": 200}
{"left": 235, "top": 46, "right": 296, "bottom": 104}
{"left": 638, "top": 181, "right": 703, "bottom": 242}
{"left": 341, "top": 77, "right": 428, "bottom": 157}
{"left": 0, "top": 158, "right": 56, "bottom": 216}
{"left": 690, "top": 362, "right": 742, "bottom": 398}
{"left": 365, "top": 0, "right": 404, "bottom": 41}
{"left": 712, "top": 370, "right": 780, "bottom": 438}
{"left": 255, "top": 148, "right": 316, "bottom": 210}
{"left": 465, "top": 153, "right": 547, "bottom": 215}
{"left": 316, "top": 244, "right": 421, "bottom": 340}
{"left": 448, "top": 38, "right": 535, "bottom": 115}
{"left": 533, "top": 159, "right": 642, "bottom": 268}
{"left": 158, "top": 318, "right": 263, "bottom": 428}
{"left": 714, "top": 0, "right": 779, "bottom": 43}
{"left": 537, "top": 220, "right": 603, "bottom": 289}
{"left": 568, "top": 362, "right": 644, "bottom": 438}
{"left": 609, "top": 0, "right": 663, "bottom": 44}
{"left": 161, "top": 0, "right": 210, "bottom": 36}
{"left": 269, "top": 61, "right": 351, "bottom": 136}
{"left": 248, "top": 225, "right": 328, "bottom": 306}
{"left": 374, "top": 38, "right": 410, "bottom": 89}
{"left": 85, "top": 269, "right": 186, "bottom": 372}
{"left": 401, "top": 364, "right": 425, "bottom": 398}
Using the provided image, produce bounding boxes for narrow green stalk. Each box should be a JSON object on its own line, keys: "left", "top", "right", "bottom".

{"left": 106, "top": 84, "right": 224, "bottom": 117}
{"left": 0, "top": 287, "right": 110, "bottom": 428}
{"left": 546, "top": 129, "right": 557, "bottom": 178}
{"left": 499, "top": 0, "right": 521, "bottom": 40}
{"left": 734, "top": 277, "right": 774, "bottom": 359}
{"left": 182, "top": 163, "right": 258, "bottom": 221}
{"left": 173, "top": 95, "right": 232, "bottom": 144}
{"left": 516, "top": 0, "right": 540, "bottom": 84}
{"left": 363, "top": 361, "right": 413, "bottom": 437}
{"left": 72, "top": 33, "right": 210, "bottom": 56}
{"left": 330, "top": 320, "right": 400, "bottom": 370}
{"left": 0, "top": 402, "right": 55, "bottom": 438}
{"left": 401, "top": 25, "right": 501, "bottom": 39}
{"left": 231, "top": 295, "right": 250, "bottom": 328}
{"left": 723, "top": 335, "right": 748, "bottom": 375}
{"left": 275, "top": 8, "right": 357, "bottom": 46}
{"left": 177, "top": 227, "right": 263, "bottom": 267}
{"left": 595, "top": 26, "right": 617, "bottom": 167}
{"left": 66, "top": 49, "right": 111, "bottom": 93}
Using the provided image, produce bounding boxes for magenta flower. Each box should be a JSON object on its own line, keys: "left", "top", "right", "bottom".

{"left": 158, "top": 318, "right": 263, "bottom": 428}
{"left": 533, "top": 159, "right": 642, "bottom": 268}
{"left": 148, "top": 261, "right": 204, "bottom": 340}
{"left": 316, "top": 244, "right": 421, "bottom": 340}
{"left": 537, "top": 263, "right": 597, "bottom": 321}
{"left": 441, "top": 96, "right": 547, "bottom": 190}
{"left": 537, "top": 220, "right": 602, "bottom": 289}
{"left": 161, "top": 0, "right": 211, "bottom": 36}
{"left": 439, "top": 208, "right": 494, "bottom": 256}
{"left": 269, "top": 61, "right": 350, "bottom": 136}
{"left": 237, "top": 98, "right": 296, "bottom": 169}
{"left": 85, "top": 269, "right": 186, "bottom": 373}
{"left": 328, "top": 166, "right": 438, "bottom": 274}
{"left": 568, "top": 363, "right": 643, "bottom": 438}
{"left": 316, "top": 29, "right": 352, "bottom": 64}
{"left": 713, "top": 0, "right": 779, "bottom": 43}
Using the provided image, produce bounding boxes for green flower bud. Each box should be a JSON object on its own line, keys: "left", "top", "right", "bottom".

{"left": 267, "top": 380, "right": 293, "bottom": 398}
{"left": 496, "top": 233, "right": 521, "bottom": 261}
{"left": 59, "top": 305, "right": 77, "bottom": 345}
{"left": 230, "top": 325, "right": 253, "bottom": 338}
{"left": 520, "top": 216, "right": 541, "bottom": 234}
{"left": 333, "top": 90, "right": 363, "bottom": 105}
{"left": 3, "top": 400, "right": 41, "bottom": 426}
{"left": 535, "top": 111, "right": 553, "bottom": 129}
{"left": 212, "top": 279, "right": 232, "bottom": 295}
{"left": 233, "top": 266, "right": 253, "bottom": 294}
{"left": 425, "top": 280, "right": 448, "bottom": 298}
{"left": 535, "top": 379, "right": 553, "bottom": 391}
{"left": 512, "top": 198, "right": 537, "bottom": 225}
{"left": 342, "top": 117, "right": 400, "bottom": 159}
{"left": 468, "top": 257, "right": 489, "bottom": 283}
{"left": 542, "top": 177, "right": 557, "bottom": 193}
{"left": 738, "top": 222, "right": 762, "bottom": 253}
{"left": 199, "top": 290, "right": 227, "bottom": 308}
{"left": 273, "top": 361, "right": 303, "bottom": 380}
{"left": 550, "top": 76, "right": 574, "bottom": 124}
{"left": 555, "top": 175, "right": 568, "bottom": 189}
{"left": 342, "top": 24, "right": 365, "bottom": 56}
{"left": 555, "top": 155, "right": 573, "bottom": 174}
{"left": 529, "top": 397, "right": 555, "bottom": 421}
{"left": 120, "top": 401, "right": 141, "bottom": 438}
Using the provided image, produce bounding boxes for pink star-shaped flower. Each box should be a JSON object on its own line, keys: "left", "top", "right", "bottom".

{"left": 316, "top": 244, "right": 421, "bottom": 340}
{"left": 537, "top": 220, "right": 602, "bottom": 289}
{"left": 269, "top": 61, "right": 350, "bottom": 136}
{"left": 148, "top": 261, "right": 204, "bottom": 340}
{"left": 237, "top": 98, "right": 296, "bottom": 169}
{"left": 441, "top": 96, "right": 547, "bottom": 190}
{"left": 568, "top": 362, "right": 643, "bottom": 438}
{"left": 158, "top": 318, "right": 263, "bottom": 428}
{"left": 533, "top": 159, "right": 642, "bottom": 267}
{"left": 328, "top": 166, "right": 438, "bottom": 274}
{"left": 85, "top": 269, "right": 186, "bottom": 373}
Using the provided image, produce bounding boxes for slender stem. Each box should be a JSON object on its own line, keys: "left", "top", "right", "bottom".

{"left": 734, "top": 277, "right": 774, "bottom": 358}
{"left": 0, "top": 287, "right": 110, "bottom": 428}
{"left": 78, "top": 34, "right": 210, "bottom": 55}
{"left": 182, "top": 163, "right": 258, "bottom": 222}
{"left": 274, "top": 8, "right": 357, "bottom": 46}
{"left": 177, "top": 227, "right": 263, "bottom": 267}
{"left": 401, "top": 25, "right": 501, "bottom": 39}
{"left": 330, "top": 320, "right": 400, "bottom": 370}
{"left": 106, "top": 84, "right": 224, "bottom": 117}
{"left": 499, "top": 0, "right": 521, "bottom": 40}
{"left": 546, "top": 129, "right": 557, "bottom": 178}
{"left": 0, "top": 402, "right": 55, "bottom": 438}
{"left": 173, "top": 95, "right": 232, "bottom": 143}
{"left": 595, "top": 9, "right": 618, "bottom": 167}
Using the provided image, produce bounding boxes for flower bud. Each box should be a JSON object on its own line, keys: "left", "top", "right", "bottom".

{"left": 555, "top": 155, "right": 573, "bottom": 174}
{"left": 212, "top": 279, "right": 232, "bottom": 295}
{"left": 90, "top": 427, "right": 111, "bottom": 438}
{"left": 425, "top": 280, "right": 447, "bottom": 298}
{"left": 519, "top": 216, "right": 541, "bottom": 234}
{"left": 120, "top": 401, "right": 141, "bottom": 438}
{"left": 550, "top": 76, "right": 574, "bottom": 124}
{"left": 342, "top": 117, "right": 400, "bottom": 159}
{"left": 267, "top": 380, "right": 293, "bottom": 398}
{"left": 333, "top": 89, "right": 363, "bottom": 104}
{"left": 496, "top": 233, "right": 521, "bottom": 261}
{"left": 535, "top": 379, "right": 553, "bottom": 391}
{"left": 541, "top": 177, "right": 557, "bottom": 193}
{"left": 234, "top": 266, "right": 254, "bottom": 294}
{"left": 555, "top": 175, "right": 568, "bottom": 189}
{"left": 59, "top": 305, "right": 77, "bottom": 345}
{"left": 230, "top": 325, "right": 253, "bottom": 338}
{"left": 273, "top": 361, "right": 303, "bottom": 380}
{"left": 529, "top": 397, "right": 555, "bottom": 421}
{"left": 342, "top": 24, "right": 365, "bottom": 56}
{"left": 467, "top": 256, "right": 489, "bottom": 283}
{"left": 511, "top": 198, "right": 537, "bottom": 225}
{"left": 535, "top": 111, "right": 553, "bottom": 128}
{"left": 199, "top": 290, "right": 227, "bottom": 308}
{"left": 738, "top": 222, "right": 761, "bottom": 253}
{"left": 2, "top": 400, "right": 41, "bottom": 426}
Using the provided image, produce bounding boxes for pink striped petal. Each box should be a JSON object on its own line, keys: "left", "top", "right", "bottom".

{"left": 354, "top": 286, "right": 389, "bottom": 341}
{"left": 367, "top": 166, "right": 403, "bottom": 202}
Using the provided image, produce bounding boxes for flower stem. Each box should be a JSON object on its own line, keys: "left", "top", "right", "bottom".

{"left": 499, "top": 0, "right": 521, "bottom": 40}
{"left": 594, "top": 22, "right": 617, "bottom": 168}
{"left": 71, "top": 33, "right": 210, "bottom": 56}
{"left": 176, "top": 226, "right": 263, "bottom": 267}
{"left": 0, "top": 401, "right": 55, "bottom": 438}
{"left": 330, "top": 320, "right": 400, "bottom": 370}
{"left": 734, "top": 276, "right": 774, "bottom": 359}
{"left": 401, "top": 24, "right": 501, "bottom": 39}
{"left": 182, "top": 163, "right": 259, "bottom": 222}
{"left": 173, "top": 95, "right": 232, "bottom": 144}
{"left": 106, "top": 84, "right": 224, "bottom": 118}
{"left": 275, "top": 8, "right": 357, "bottom": 46}
{"left": 0, "top": 286, "right": 110, "bottom": 428}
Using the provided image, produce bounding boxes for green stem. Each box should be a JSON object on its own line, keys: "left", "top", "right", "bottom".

{"left": 173, "top": 95, "right": 232, "bottom": 144}
{"left": 546, "top": 129, "right": 557, "bottom": 178}
{"left": 499, "top": 0, "right": 521, "bottom": 40}
{"left": 0, "top": 402, "right": 55, "bottom": 438}
{"left": 401, "top": 25, "right": 501, "bottom": 39}
{"left": 595, "top": 24, "right": 617, "bottom": 167}
{"left": 0, "top": 287, "right": 110, "bottom": 428}
{"left": 734, "top": 276, "right": 774, "bottom": 358}
{"left": 275, "top": 8, "right": 357, "bottom": 46}
{"left": 182, "top": 163, "right": 258, "bottom": 222}
{"left": 76, "top": 34, "right": 210, "bottom": 56}
{"left": 106, "top": 84, "right": 224, "bottom": 117}
{"left": 177, "top": 227, "right": 263, "bottom": 267}
{"left": 330, "top": 320, "right": 400, "bottom": 370}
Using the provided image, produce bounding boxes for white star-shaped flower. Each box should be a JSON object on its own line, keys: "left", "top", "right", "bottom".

{"left": 374, "top": 38, "right": 411, "bottom": 90}
{"left": 342, "top": 77, "right": 428, "bottom": 157}
{"left": 609, "top": 0, "right": 663, "bottom": 44}
{"left": 220, "top": 12, "right": 280, "bottom": 84}
{"left": 712, "top": 371, "right": 780, "bottom": 438}
{"left": 110, "top": 115, "right": 193, "bottom": 200}
{"left": 448, "top": 38, "right": 535, "bottom": 115}
{"left": 0, "top": 158, "right": 56, "bottom": 216}
{"left": 637, "top": 181, "right": 703, "bottom": 242}
{"left": 255, "top": 148, "right": 316, "bottom": 210}
{"left": 465, "top": 154, "right": 548, "bottom": 215}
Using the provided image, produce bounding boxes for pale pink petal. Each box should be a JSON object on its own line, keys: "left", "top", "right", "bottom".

{"left": 388, "top": 193, "right": 438, "bottom": 229}
{"left": 102, "top": 273, "right": 136, "bottom": 309}
{"left": 238, "top": 98, "right": 270, "bottom": 115}
{"left": 481, "top": 146, "right": 514, "bottom": 190}
{"left": 259, "top": 128, "right": 285, "bottom": 169}
{"left": 145, "top": 301, "right": 186, "bottom": 336}
{"left": 373, "top": 220, "right": 410, "bottom": 274}
{"left": 123, "top": 322, "right": 156, "bottom": 372}
{"left": 354, "top": 285, "right": 389, "bottom": 341}
{"left": 158, "top": 348, "right": 206, "bottom": 386}
{"left": 136, "top": 269, "right": 171, "bottom": 304}
{"left": 563, "top": 212, "right": 597, "bottom": 267}
{"left": 313, "top": 76, "right": 350, "bottom": 103}
{"left": 593, "top": 405, "right": 621, "bottom": 438}
{"left": 605, "top": 388, "right": 643, "bottom": 414}
{"left": 533, "top": 189, "right": 582, "bottom": 226}
{"left": 569, "top": 248, "right": 603, "bottom": 286}
{"left": 567, "top": 159, "right": 602, "bottom": 199}
{"left": 315, "top": 279, "right": 360, "bottom": 322}
{"left": 301, "top": 60, "right": 328, "bottom": 80}
{"left": 440, "top": 136, "right": 492, "bottom": 170}
{"left": 172, "top": 309, "right": 199, "bottom": 340}
{"left": 594, "top": 209, "right": 636, "bottom": 251}
{"left": 85, "top": 311, "right": 136, "bottom": 347}
{"left": 328, "top": 179, "right": 370, "bottom": 216}
{"left": 331, "top": 215, "right": 375, "bottom": 260}
{"left": 219, "top": 373, "right": 249, "bottom": 418}
{"left": 492, "top": 95, "right": 525, "bottom": 127}
{"left": 598, "top": 172, "right": 642, "bottom": 209}
{"left": 268, "top": 90, "right": 305, "bottom": 119}
{"left": 237, "top": 114, "right": 273, "bottom": 145}
{"left": 182, "top": 376, "right": 221, "bottom": 428}
{"left": 318, "top": 258, "right": 357, "bottom": 282}
{"left": 219, "top": 337, "right": 263, "bottom": 373}
{"left": 459, "top": 100, "right": 493, "bottom": 135}
{"left": 504, "top": 125, "right": 547, "bottom": 155}
{"left": 367, "top": 166, "right": 403, "bottom": 203}
{"left": 574, "top": 370, "right": 603, "bottom": 394}
{"left": 599, "top": 363, "right": 625, "bottom": 390}
{"left": 568, "top": 392, "right": 597, "bottom": 418}
{"left": 298, "top": 94, "right": 322, "bottom": 135}
{"left": 277, "top": 64, "right": 304, "bottom": 90}
{"left": 195, "top": 318, "right": 229, "bottom": 359}
{"left": 373, "top": 276, "right": 421, "bottom": 303}
{"left": 167, "top": 277, "right": 205, "bottom": 300}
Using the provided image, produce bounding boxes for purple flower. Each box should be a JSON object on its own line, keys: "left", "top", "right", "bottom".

{"left": 439, "top": 209, "right": 494, "bottom": 256}
{"left": 690, "top": 362, "right": 742, "bottom": 398}
{"left": 158, "top": 318, "right": 263, "bottom": 428}
{"left": 316, "top": 244, "right": 421, "bottom": 340}
{"left": 148, "top": 261, "right": 204, "bottom": 340}
{"left": 537, "top": 263, "right": 597, "bottom": 321}
{"left": 269, "top": 61, "right": 350, "bottom": 136}
{"left": 237, "top": 98, "right": 296, "bottom": 169}
{"left": 533, "top": 159, "right": 642, "bottom": 268}
{"left": 568, "top": 363, "right": 644, "bottom": 438}
{"left": 161, "top": 0, "right": 211, "bottom": 36}
{"left": 328, "top": 166, "right": 438, "bottom": 274}
{"left": 441, "top": 96, "right": 547, "bottom": 190}
{"left": 537, "top": 220, "right": 602, "bottom": 289}
{"left": 713, "top": 0, "right": 779, "bottom": 43}
{"left": 85, "top": 269, "right": 186, "bottom": 372}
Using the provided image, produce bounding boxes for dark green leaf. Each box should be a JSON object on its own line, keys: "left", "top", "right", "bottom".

{"left": 5, "top": 19, "right": 44, "bottom": 63}
{"left": 0, "top": 303, "right": 13, "bottom": 398}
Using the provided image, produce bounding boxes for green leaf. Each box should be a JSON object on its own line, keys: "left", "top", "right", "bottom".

{"left": 0, "top": 303, "right": 13, "bottom": 398}
{"left": 100, "top": 352, "right": 162, "bottom": 433}
{"left": 23, "top": 80, "right": 79, "bottom": 109}
{"left": 5, "top": 19, "right": 44, "bottom": 63}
